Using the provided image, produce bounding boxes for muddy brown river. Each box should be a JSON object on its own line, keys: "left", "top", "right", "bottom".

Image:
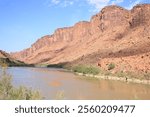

{"left": 4, "top": 67, "right": 150, "bottom": 100}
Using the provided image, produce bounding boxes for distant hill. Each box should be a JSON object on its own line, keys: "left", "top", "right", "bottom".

{"left": 0, "top": 50, "right": 30, "bottom": 67}
{"left": 11, "top": 4, "right": 150, "bottom": 73}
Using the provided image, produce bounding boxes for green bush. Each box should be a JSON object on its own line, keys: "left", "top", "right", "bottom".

{"left": 72, "top": 65, "right": 100, "bottom": 75}
{"left": 0, "top": 69, "right": 42, "bottom": 100}
{"left": 108, "top": 63, "right": 115, "bottom": 70}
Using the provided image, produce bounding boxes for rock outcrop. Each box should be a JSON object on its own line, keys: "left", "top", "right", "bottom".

{"left": 12, "top": 4, "right": 150, "bottom": 73}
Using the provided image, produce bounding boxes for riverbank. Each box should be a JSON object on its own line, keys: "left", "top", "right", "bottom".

{"left": 75, "top": 72, "right": 150, "bottom": 85}
{"left": 46, "top": 64, "right": 150, "bottom": 85}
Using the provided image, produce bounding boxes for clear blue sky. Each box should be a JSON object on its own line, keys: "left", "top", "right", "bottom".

{"left": 0, "top": 0, "right": 149, "bottom": 52}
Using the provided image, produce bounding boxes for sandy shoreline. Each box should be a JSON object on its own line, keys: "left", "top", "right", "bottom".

{"left": 75, "top": 72, "right": 150, "bottom": 85}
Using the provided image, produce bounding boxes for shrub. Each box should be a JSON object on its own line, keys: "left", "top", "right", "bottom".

{"left": 47, "top": 64, "right": 64, "bottom": 68}
{"left": 47, "top": 63, "right": 68, "bottom": 68}
{"left": 0, "top": 68, "right": 42, "bottom": 100}
{"left": 72, "top": 65, "right": 100, "bottom": 75}
{"left": 108, "top": 63, "right": 115, "bottom": 70}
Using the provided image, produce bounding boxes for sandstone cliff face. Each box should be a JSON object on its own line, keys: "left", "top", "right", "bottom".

{"left": 130, "top": 4, "right": 150, "bottom": 28}
{"left": 12, "top": 4, "right": 150, "bottom": 73}
{"left": 12, "top": 21, "right": 91, "bottom": 64}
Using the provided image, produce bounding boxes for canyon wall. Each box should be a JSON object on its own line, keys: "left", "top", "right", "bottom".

{"left": 12, "top": 4, "right": 150, "bottom": 73}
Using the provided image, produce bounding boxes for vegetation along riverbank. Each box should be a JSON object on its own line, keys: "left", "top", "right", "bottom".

{"left": 47, "top": 63, "right": 150, "bottom": 85}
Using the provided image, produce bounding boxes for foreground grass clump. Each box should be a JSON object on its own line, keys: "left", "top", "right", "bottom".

{"left": 0, "top": 68, "right": 42, "bottom": 100}
{"left": 55, "top": 90, "right": 65, "bottom": 100}
{"left": 72, "top": 65, "right": 100, "bottom": 75}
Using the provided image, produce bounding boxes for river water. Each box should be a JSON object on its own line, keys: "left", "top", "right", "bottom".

{"left": 3, "top": 67, "right": 150, "bottom": 100}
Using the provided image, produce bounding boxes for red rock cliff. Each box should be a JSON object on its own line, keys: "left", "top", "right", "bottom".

{"left": 12, "top": 4, "right": 150, "bottom": 73}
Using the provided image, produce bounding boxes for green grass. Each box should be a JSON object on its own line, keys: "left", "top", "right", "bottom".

{"left": 0, "top": 68, "right": 42, "bottom": 100}
{"left": 72, "top": 65, "right": 100, "bottom": 75}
